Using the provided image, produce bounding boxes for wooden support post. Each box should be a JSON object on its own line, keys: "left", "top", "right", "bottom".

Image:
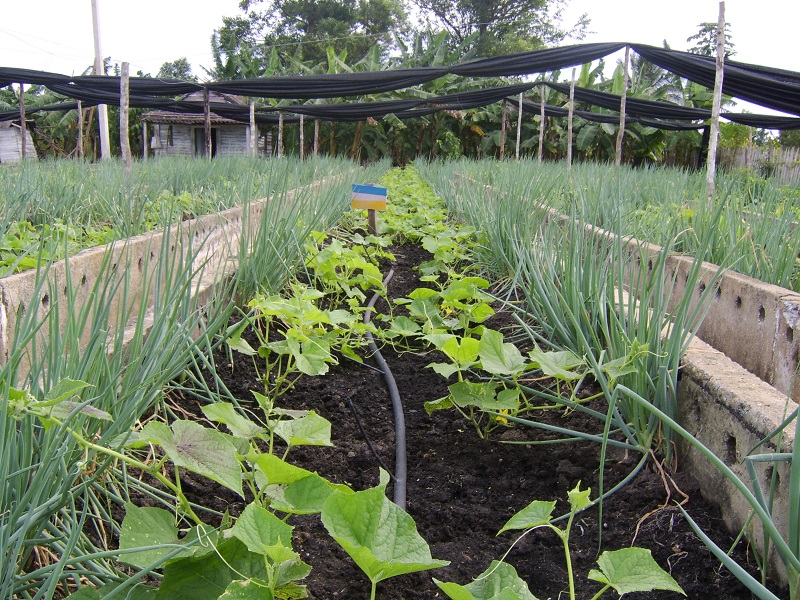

{"left": 616, "top": 46, "right": 630, "bottom": 167}
{"left": 77, "top": 100, "right": 84, "bottom": 159}
{"left": 19, "top": 83, "right": 26, "bottom": 160}
{"left": 120, "top": 62, "right": 132, "bottom": 174}
{"left": 300, "top": 114, "right": 305, "bottom": 160}
{"left": 250, "top": 102, "right": 257, "bottom": 157}
{"left": 142, "top": 121, "right": 148, "bottom": 159}
{"left": 515, "top": 92, "right": 523, "bottom": 160}
{"left": 538, "top": 83, "right": 545, "bottom": 164}
{"left": 499, "top": 100, "right": 507, "bottom": 161}
{"left": 278, "top": 112, "right": 284, "bottom": 158}
{"left": 314, "top": 119, "right": 320, "bottom": 157}
{"left": 706, "top": 1, "right": 726, "bottom": 206}
{"left": 203, "top": 87, "right": 212, "bottom": 159}
{"left": 567, "top": 68, "right": 576, "bottom": 170}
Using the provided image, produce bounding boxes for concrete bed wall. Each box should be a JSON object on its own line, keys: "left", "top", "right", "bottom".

{"left": 493, "top": 193, "right": 798, "bottom": 587}
{"left": 0, "top": 177, "right": 337, "bottom": 377}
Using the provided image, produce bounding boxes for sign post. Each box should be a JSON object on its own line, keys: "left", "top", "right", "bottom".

{"left": 351, "top": 184, "right": 387, "bottom": 235}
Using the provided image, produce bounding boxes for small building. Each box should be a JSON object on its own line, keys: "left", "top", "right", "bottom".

{"left": 0, "top": 121, "right": 37, "bottom": 164}
{"left": 142, "top": 91, "right": 254, "bottom": 158}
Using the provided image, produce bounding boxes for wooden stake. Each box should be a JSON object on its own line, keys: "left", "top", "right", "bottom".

{"left": 300, "top": 114, "right": 305, "bottom": 160}
{"left": 538, "top": 83, "right": 545, "bottom": 164}
{"left": 706, "top": 1, "right": 726, "bottom": 205}
{"left": 77, "top": 100, "right": 84, "bottom": 159}
{"left": 515, "top": 92, "right": 523, "bottom": 160}
{"left": 19, "top": 83, "right": 26, "bottom": 160}
{"left": 278, "top": 112, "right": 284, "bottom": 157}
{"left": 368, "top": 210, "right": 378, "bottom": 236}
{"left": 250, "top": 101, "right": 257, "bottom": 157}
{"left": 314, "top": 119, "right": 320, "bottom": 157}
{"left": 142, "top": 120, "right": 147, "bottom": 159}
{"left": 120, "top": 62, "right": 132, "bottom": 174}
{"left": 616, "top": 46, "right": 630, "bottom": 167}
{"left": 567, "top": 68, "right": 576, "bottom": 170}
{"left": 499, "top": 100, "right": 507, "bottom": 160}
{"left": 203, "top": 87, "right": 212, "bottom": 158}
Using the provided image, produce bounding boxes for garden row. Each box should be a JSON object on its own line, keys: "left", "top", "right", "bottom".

{"left": 1, "top": 157, "right": 798, "bottom": 599}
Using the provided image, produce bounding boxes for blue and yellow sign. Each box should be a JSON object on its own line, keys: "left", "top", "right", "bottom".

{"left": 351, "top": 184, "right": 387, "bottom": 210}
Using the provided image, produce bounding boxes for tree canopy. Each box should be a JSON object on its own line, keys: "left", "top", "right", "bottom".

{"left": 410, "top": 0, "right": 588, "bottom": 56}
{"left": 209, "top": 0, "right": 409, "bottom": 79}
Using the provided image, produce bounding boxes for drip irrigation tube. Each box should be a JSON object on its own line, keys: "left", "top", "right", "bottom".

{"left": 363, "top": 269, "right": 407, "bottom": 509}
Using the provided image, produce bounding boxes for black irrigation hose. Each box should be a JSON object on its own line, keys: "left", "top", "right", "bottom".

{"left": 362, "top": 268, "right": 407, "bottom": 509}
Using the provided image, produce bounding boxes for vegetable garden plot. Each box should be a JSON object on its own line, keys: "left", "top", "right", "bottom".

{"left": 3, "top": 164, "right": 793, "bottom": 599}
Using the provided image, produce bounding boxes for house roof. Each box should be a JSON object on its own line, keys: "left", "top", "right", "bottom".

{"left": 142, "top": 90, "right": 248, "bottom": 125}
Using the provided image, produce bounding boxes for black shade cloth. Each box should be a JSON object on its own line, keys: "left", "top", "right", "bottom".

{"left": 450, "top": 42, "right": 626, "bottom": 77}
{"left": 630, "top": 44, "right": 800, "bottom": 117}
{"left": 547, "top": 83, "right": 711, "bottom": 119}
{"left": 2, "top": 42, "right": 799, "bottom": 128}
{"left": 0, "top": 101, "right": 82, "bottom": 122}
{"left": 207, "top": 68, "right": 448, "bottom": 99}
{"left": 515, "top": 97, "right": 706, "bottom": 131}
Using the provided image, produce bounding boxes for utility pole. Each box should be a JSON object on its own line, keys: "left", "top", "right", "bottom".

{"left": 91, "top": 0, "right": 111, "bottom": 159}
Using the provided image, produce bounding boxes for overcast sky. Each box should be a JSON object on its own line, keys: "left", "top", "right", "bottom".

{"left": 1, "top": 0, "right": 797, "bottom": 111}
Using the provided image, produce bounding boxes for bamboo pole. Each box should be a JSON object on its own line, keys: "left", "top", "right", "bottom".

{"left": 615, "top": 46, "right": 630, "bottom": 167}
{"left": 314, "top": 119, "right": 320, "bottom": 157}
{"left": 142, "top": 121, "right": 147, "bottom": 159}
{"left": 19, "top": 83, "right": 26, "bottom": 160}
{"left": 278, "top": 112, "right": 284, "bottom": 158}
{"left": 538, "top": 83, "right": 545, "bottom": 164}
{"left": 567, "top": 68, "right": 576, "bottom": 170}
{"left": 120, "top": 62, "right": 132, "bottom": 174}
{"left": 250, "top": 102, "right": 257, "bottom": 157}
{"left": 499, "top": 101, "right": 507, "bottom": 160}
{"left": 203, "top": 87, "right": 212, "bottom": 158}
{"left": 706, "top": 1, "right": 726, "bottom": 205}
{"left": 515, "top": 92, "right": 523, "bottom": 160}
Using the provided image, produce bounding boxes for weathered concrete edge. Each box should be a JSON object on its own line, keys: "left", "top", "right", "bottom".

{"left": 678, "top": 335, "right": 796, "bottom": 586}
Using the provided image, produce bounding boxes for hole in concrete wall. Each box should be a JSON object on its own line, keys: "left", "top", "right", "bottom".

{"left": 137, "top": 257, "right": 144, "bottom": 272}
{"left": 81, "top": 274, "right": 88, "bottom": 286}
{"left": 150, "top": 252, "right": 156, "bottom": 261}
{"left": 787, "top": 327, "right": 795, "bottom": 343}
{"left": 648, "top": 259, "right": 653, "bottom": 271}
{"left": 715, "top": 286, "right": 722, "bottom": 301}
{"left": 758, "top": 306, "right": 766, "bottom": 322}
{"left": 111, "top": 263, "right": 117, "bottom": 272}
{"left": 724, "top": 434, "right": 737, "bottom": 464}
{"left": 764, "top": 465, "right": 781, "bottom": 489}
{"left": 41, "top": 294, "right": 49, "bottom": 309}
{"left": 735, "top": 296, "right": 742, "bottom": 309}
{"left": 683, "top": 273, "right": 689, "bottom": 284}
{"left": 698, "top": 282, "right": 706, "bottom": 296}
{"left": 18, "top": 301, "right": 25, "bottom": 314}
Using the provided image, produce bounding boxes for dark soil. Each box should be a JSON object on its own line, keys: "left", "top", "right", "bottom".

{"left": 180, "top": 243, "right": 786, "bottom": 600}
